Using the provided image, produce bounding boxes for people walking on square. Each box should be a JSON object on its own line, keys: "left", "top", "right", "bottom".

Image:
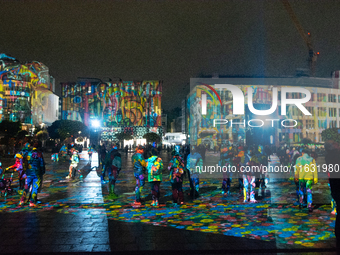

{"left": 219, "top": 147, "right": 234, "bottom": 196}
{"left": 289, "top": 149, "right": 301, "bottom": 206}
{"left": 147, "top": 154, "right": 163, "bottom": 206}
{"left": 88, "top": 145, "right": 94, "bottom": 163}
{"left": 131, "top": 145, "right": 147, "bottom": 205}
{"left": 256, "top": 145, "right": 269, "bottom": 188}
{"left": 19, "top": 143, "right": 45, "bottom": 207}
{"left": 186, "top": 145, "right": 203, "bottom": 198}
{"left": 168, "top": 145, "right": 186, "bottom": 205}
{"left": 294, "top": 148, "right": 318, "bottom": 212}
{"left": 243, "top": 147, "right": 257, "bottom": 203}
{"left": 107, "top": 145, "right": 122, "bottom": 200}
{"left": 59, "top": 144, "right": 68, "bottom": 162}
{"left": 66, "top": 148, "right": 79, "bottom": 179}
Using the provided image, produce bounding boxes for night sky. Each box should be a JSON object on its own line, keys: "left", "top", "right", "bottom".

{"left": 1, "top": 0, "right": 339, "bottom": 111}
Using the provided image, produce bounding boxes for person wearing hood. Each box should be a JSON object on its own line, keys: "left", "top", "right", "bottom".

{"left": 147, "top": 154, "right": 163, "bottom": 206}
{"left": 294, "top": 149, "right": 318, "bottom": 212}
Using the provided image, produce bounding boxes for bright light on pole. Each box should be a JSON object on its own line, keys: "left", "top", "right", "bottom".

{"left": 91, "top": 119, "right": 101, "bottom": 128}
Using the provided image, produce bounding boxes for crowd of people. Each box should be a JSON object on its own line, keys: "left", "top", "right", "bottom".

{"left": 2, "top": 139, "right": 340, "bottom": 249}
{"left": 90, "top": 142, "right": 326, "bottom": 215}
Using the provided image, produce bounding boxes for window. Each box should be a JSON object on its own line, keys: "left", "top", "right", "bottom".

{"left": 329, "top": 94, "right": 336, "bottom": 102}
{"left": 330, "top": 120, "right": 337, "bottom": 128}
{"left": 306, "top": 107, "right": 314, "bottom": 115}
{"left": 292, "top": 93, "right": 302, "bottom": 99}
{"left": 329, "top": 108, "right": 337, "bottom": 117}
{"left": 317, "top": 93, "right": 327, "bottom": 102}
{"left": 310, "top": 93, "right": 315, "bottom": 101}
{"left": 292, "top": 106, "right": 302, "bottom": 116}
{"left": 318, "top": 107, "right": 326, "bottom": 117}
{"left": 318, "top": 120, "right": 327, "bottom": 129}
{"left": 296, "top": 120, "right": 303, "bottom": 129}
{"left": 306, "top": 120, "right": 314, "bottom": 129}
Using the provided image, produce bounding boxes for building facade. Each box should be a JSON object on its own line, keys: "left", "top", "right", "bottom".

{"left": 60, "top": 78, "right": 163, "bottom": 143}
{"left": 188, "top": 77, "right": 340, "bottom": 148}
{"left": 0, "top": 54, "right": 58, "bottom": 130}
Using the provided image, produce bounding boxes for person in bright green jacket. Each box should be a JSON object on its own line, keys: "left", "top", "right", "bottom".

{"left": 147, "top": 155, "right": 163, "bottom": 206}
{"left": 294, "top": 149, "right": 318, "bottom": 212}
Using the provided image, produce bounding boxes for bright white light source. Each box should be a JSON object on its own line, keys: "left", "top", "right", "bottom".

{"left": 91, "top": 119, "right": 100, "bottom": 128}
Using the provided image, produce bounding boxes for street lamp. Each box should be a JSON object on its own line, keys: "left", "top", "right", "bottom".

{"left": 90, "top": 119, "right": 101, "bottom": 146}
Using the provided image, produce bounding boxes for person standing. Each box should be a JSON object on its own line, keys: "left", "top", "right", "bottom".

{"left": 131, "top": 146, "right": 147, "bottom": 205}
{"left": 243, "top": 147, "right": 257, "bottom": 203}
{"left": 168, "top": 145, "right": 186, "bottom": 205}
{"left": 66, "top": 148, "right": 80, "bottom": 179}
{"left": 325, "top": 141, "right": 340, "bottom": 251}
{"left": 187, "top": 145, "right": 203, "bottom": 198}
{"left": 294, "top": 149, "right": 318, "bottom": 212}
{"left": 107, "top": 145, "right": 122, "bottom": 199}
{"left": 19, "top": 143, "right": 44, "bottom": 207}
{"left": 99, "top": 145, "right": 107, "bottom": 183}
{"left": 147, "top": 155, "right": 163, "bottom": 206}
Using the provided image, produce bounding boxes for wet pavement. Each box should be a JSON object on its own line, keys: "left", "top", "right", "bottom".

{"left": 0, "top": 150, "right": 337, "bottom": 254}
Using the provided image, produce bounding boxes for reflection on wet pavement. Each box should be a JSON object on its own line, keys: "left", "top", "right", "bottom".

{"left": 0, "top": 150, "right": 337, "bottom": 253}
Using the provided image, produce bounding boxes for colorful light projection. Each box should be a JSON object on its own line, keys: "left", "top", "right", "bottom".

{"left": 61, "top": 80, "right": 162, "bottom": 128}
{"left": 0, "top": 54, "right": 54, "bottom": 124}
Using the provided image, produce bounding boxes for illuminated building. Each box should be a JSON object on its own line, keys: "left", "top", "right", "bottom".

{"left": 60, "top": 78, "right": 163, "bottom": 143}
{"left": 188, "top": 76, "right": 340, "bottom": 148}
{"left": 0, "top": 54, "right": 59, "bottom": 131}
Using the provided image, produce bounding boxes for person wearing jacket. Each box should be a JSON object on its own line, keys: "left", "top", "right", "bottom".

{"left": 147, "top": 155, "right": 163, "bottom": 206}
{"left": 131, "top": 145, "right": 147, "bottom": 205}
{"left": 219, "top": 147, "right": 234, "bottom": 196}
{"left": 19, "top": 143, "right": 45, "bottom": 207}
{"left": 186, "top": 146, "right": 203, "bottom": 198}
{"left": 294, "top": 149, "right": 318, "bottom": 212}
{"left": 243, "top": 147, "right": 256, "bottom": 203}
{"left": 168, "top": 145, "right": 186, "bottom": 204}
{"left": 66, "top": 148, "right": 79, "bottom": 179}
{"left": 107, "top": 145, "right": 122, "bottom": 200}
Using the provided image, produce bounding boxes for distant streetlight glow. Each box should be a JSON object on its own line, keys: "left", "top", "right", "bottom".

{"left": 91, "top": 119, "right": 100, "bottom": 128}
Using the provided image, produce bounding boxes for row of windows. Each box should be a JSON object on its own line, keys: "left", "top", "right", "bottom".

{"left": 222, "top": 91, "right": 340, "bottom": 103}
{"left": 283, "top": 119, "right": 340, "bottom": 129}
{"left": 291, "top": 107, "right": 340, "bottom": 117}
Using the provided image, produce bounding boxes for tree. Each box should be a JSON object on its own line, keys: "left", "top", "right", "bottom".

{"left": 143, "top": 132, "right": 161, "bottom": 143}
{"left": 301, "top": 137, "right": 313, "bottom": 145}
{"left": 321, "top": 128, "right": 340, "bottom": 144}
{"left": 47, "top": 120, "right": 89, "bottom": 142}
{"left": 17, "top": 130, "right": 29, "bottom": 140}
{"left": 115, "top": 132, "right": 133, "bottom": 148}
{"left": 36, "top": 130, "right": 49, "bottom": 147}
{"left": 0, "top": 120, "right": 22, "bottom": 143}
{"left": 115, "top": 132, "right": 133, "bottom": 142}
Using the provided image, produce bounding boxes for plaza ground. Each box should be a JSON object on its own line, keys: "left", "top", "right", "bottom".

{"left": 0, "top": 150, "right": 337, "bottom": 254}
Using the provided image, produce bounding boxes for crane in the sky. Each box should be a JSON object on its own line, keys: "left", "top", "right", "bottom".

{"left": 281, "top": 0, "right": 319, "bottom": 76}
